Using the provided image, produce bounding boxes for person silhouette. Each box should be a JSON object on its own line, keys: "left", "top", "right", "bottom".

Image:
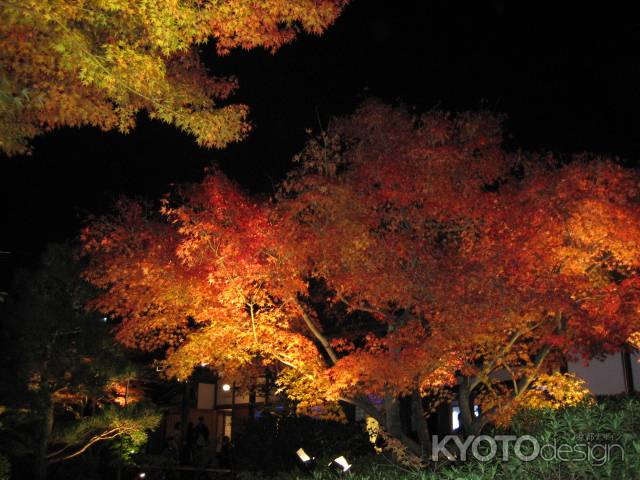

{"left": 194, "top": 417, "right": 209, "bottom": 448}
{"left": 218, "top": 435, "right": 232, "bottom": 468}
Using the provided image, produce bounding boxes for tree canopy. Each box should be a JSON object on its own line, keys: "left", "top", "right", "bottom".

{"left": 81, "top": 100, "right": 640, "bottom": 457}
{"left": 0, "top": 0, "right": 348, "bottom": 155}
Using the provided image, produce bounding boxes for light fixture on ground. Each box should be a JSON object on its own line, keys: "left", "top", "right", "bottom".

{"left": 296, "top": 448, "right": 317, "bottom": 472}
{"left": 329, "top": 455, "right": 351, "bottom": 474}
{"left": 138, "top": 472, "right": 146, "bottom": 479}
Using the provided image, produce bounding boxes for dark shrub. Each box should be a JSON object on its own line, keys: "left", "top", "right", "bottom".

{"left": 233, "top": 412, "right": 374, "bottom": 474}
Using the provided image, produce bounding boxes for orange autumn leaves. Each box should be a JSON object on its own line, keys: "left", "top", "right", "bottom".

{"left": 82, "top": 101, "right": 640, "bottom": 423}
{"left": 82, "top": 178, "right": 318, "bottom": 384}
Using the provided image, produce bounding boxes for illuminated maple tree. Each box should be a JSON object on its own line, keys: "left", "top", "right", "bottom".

{"left": 81, "top": 177, "right": 323, "bottom": 383}
{"left": 0, "top": 0, "right": 348, "bottom": 155}
{"left": 283, "top": 101, "right": 640, "bottom": 437}
{"left": 449, "top": 156, "right": 640, "bottom": 432}
{"left": 82, "top": 101, "right": 640, "bottom": 458}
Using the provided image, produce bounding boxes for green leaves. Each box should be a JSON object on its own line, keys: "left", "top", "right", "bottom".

{"left": 47, "top": 402, "right": 161, "bottom": 464}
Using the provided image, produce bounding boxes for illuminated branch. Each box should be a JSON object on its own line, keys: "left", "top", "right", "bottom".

{"left": 336, "top": 291, "right": 393, "bottom": 322}
{"left": 338, "top": 395, "right": 383, "bottom": 424}
{"left": 515, "top": 343, "right": 554, "bottom": 395}
{"left": 249, "top": 303, "right": 258, "bottom": 344}
{"left": 295, "top": 299, "right": 338, "bottom": 365}
{"left": 469, "top": 318, "right": 548, "bottom": 391}
{"left": 47, "top": 427, "right": 128, "bottom": 464}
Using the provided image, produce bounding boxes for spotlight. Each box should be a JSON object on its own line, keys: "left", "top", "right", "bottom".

{"left": 138, "top": 473, "right": 146, "bottom": 479}
{"left": 296, "top": 448, "right": 317, "bottom": 472}
{"left": 329, "top": 455, "right": 351, "bottom": 474}
{"left": 222, "top": 383, "right": 231, "bottom": 392}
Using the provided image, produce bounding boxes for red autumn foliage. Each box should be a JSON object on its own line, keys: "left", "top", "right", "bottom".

{"left": 82, "top": 100, "right": 640, "bottom": 453}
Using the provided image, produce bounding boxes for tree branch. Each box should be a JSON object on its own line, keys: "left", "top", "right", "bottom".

{"left": 338, "top": 395, "right": 383, "bottom": 424}
{"left": 47, "top": 427, "right": 131, "bottom": 464}
{"left": 335, "top": 291, "right": 393, "bottom": 322}
{"left": 295, "top": 299, "right": 338, "bottom": 365}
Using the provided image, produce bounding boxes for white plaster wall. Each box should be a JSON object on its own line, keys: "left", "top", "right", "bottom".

{"left": 197, "top": 382, "right": 215, "bottom": 409}
{"left": 568, "top": 354, "right": 626, "bottom": 395}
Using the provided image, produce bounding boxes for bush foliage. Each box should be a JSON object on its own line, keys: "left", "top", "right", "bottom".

{"left": 238, "top": 397, "right": 640, "bottom": 480}
{"left": 233, "top": 412, "right": 374, "bottom": 475}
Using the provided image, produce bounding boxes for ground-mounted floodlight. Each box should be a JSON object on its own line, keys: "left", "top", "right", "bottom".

{"left": 329, "top": 455, "right": 352, "bottom": 474}
{"left": 138, "top": 472, "right": 146, "bottom": 479}
{"left": 296, "top": 448, "right": 317, "bottom": 472}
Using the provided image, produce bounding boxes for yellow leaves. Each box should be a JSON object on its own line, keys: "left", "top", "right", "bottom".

{"left": 101, "top": 42, "right": 168, "bottom": 97}
{"left": 351, "top": 233, "right": 371, "bottom": 252}
{"left": 519, "top": 372, "right": 595, "bottom": 411}
{"left": 0, "top": 0, "right": 347, "bottom": 154}
{"left": 486, "top": 372, "right": 595, "bottom": 428}
{"left": 365, "top": 416, "right": 382, "bottom": 451}
{"left": 168, "top": 104, "right": 251, "bottom": 149}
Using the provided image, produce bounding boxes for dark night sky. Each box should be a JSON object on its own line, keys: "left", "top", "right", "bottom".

{"left": 1, "top": 0, "right": 640, "bottom": 279}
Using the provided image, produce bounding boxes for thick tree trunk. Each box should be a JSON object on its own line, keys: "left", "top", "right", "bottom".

{"left": 384, "top": 391, "right": 403, "bottom": 438}
{"left": 457, "top": 381, "right": 492, "bottom": 436}
{"left": 341, "top": 393, "right": 424, "bottom": 459}
{"left": 457, "top": 383, "right": 476, "bottom": 436}
{"left": 35, "top": 395, "right": 54, "bottom": 480}
{"left": 302, "top": 304, "right": 427, "bottom": 459}
{"left": 380, "top": 391, "right": 423, "bottom": 459}
{"left": 411, "top": 390, "right": 431, "bottom": 456}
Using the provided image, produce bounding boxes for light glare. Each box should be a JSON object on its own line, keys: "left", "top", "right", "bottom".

{"left": 333, "top": 456, "right": 351, "bottom": 472}
{"left": 296, "top": 448, "right": 311, "bottom": 462}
